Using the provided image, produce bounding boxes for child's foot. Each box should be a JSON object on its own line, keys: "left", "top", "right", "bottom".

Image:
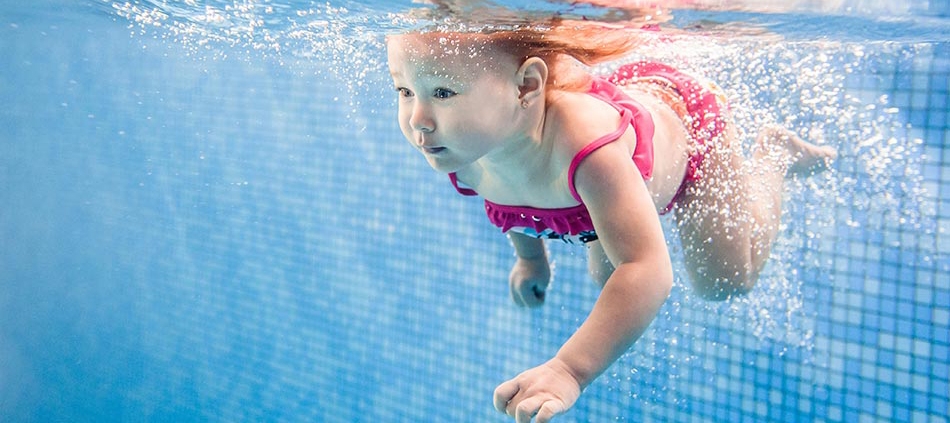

{"left": 757, "top": 125, "right": 837, "bottom": 177}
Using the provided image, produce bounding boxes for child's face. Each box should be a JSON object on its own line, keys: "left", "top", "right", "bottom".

{"left": 387, "top": 33, "right": 524, "bottom": 174}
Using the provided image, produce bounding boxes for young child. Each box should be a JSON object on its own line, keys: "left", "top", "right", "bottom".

{"left": 387, "top": 20, "right": 835, "bottom": 423}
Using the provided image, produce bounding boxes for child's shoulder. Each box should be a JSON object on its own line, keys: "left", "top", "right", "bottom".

{"left": 544, "top": 90, "right": 629, "bottom": 155}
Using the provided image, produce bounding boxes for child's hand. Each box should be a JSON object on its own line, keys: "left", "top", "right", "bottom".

{"left": 493, "top": 358, "right": 582, "bottom": 423}
{"left": 508, "top": 256, "right": 551, "bottom": 307}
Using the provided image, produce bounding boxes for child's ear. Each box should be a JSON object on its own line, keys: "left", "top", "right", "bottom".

{"left": 517, "top": 57, "right": 548, "bottom": 103}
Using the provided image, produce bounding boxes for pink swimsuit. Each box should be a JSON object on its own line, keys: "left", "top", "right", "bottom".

{"left": 450, "top": 61, "right": 727, "bottom": 244}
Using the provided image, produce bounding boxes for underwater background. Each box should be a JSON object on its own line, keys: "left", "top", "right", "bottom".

{"left": 1, "top": 0, "right": 948, "bottom": 421}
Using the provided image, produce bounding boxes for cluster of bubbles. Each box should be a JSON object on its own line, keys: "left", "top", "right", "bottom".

{"left": 601, "top": 28, "right": 929, "bottom": 408}
{"left": 105, "top": 0, "right": 416, "bottom": 82}
{"left": 103, "top": 0, "right": 438, "bottom": 121}
{"left": 654, "top": 33, "right": 915, "bottom": 313}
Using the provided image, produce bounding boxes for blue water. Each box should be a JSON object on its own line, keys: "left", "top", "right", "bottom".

{"left": 1, "top": 1, "right": 948, "bottom": 422}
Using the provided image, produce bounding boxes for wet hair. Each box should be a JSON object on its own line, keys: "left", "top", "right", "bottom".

{"left": 455, "top": 19, "right": 643, "bottom": 91}
{"left": 393, "top": 10, "right": 651, "bottom": 92}
{"left": 487, "top": 20, "right": 638, "bottom": 65}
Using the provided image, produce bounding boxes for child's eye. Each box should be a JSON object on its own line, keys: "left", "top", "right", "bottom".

{"left": 395, "top": 87, "right": 413, "bottom": 98}
{"left": 433, "top": 88, "right": 456, "bottom": 99}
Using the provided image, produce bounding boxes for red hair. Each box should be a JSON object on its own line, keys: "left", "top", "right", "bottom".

{"left": 496, "top": 20, "right": 644, "bottom": 90}
{"left": 487, "top": 20, "right": 639, "bottom": 65}
{"left": 446, "top": 18, "right": 647, "bottom": 91}
{"left": 400, "top": 9, "right": 660, "bottom": 91}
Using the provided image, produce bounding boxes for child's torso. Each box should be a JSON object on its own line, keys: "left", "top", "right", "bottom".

{"left": 453, "top": 80, "right": 693, "bottom": 214}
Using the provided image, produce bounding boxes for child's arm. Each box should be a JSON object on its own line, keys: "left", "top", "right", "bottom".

{"left": 494, "top": 140, "right": 673, "bottom": 422}
{"left": 507, "top": 232, "right": 551, "bottom": 307}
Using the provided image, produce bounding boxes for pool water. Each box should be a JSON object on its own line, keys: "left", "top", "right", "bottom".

{"left": 1, "top": 0, "right": 948, "bottom": 422}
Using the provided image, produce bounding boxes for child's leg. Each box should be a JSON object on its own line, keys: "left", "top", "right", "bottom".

{"left": 672, "top": 124, "right": 835, "bottom": 301}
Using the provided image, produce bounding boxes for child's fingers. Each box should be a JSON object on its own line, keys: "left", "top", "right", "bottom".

{"left": 535, "top": 400, "right": 567, "bottom": 423}
{"left": 509, "top": 259, "right": 550, "bottom": 308}
{"left": 525, "top": 281, "right": 545, "bottom": 307}
{"left": 509, "top": 282, "right": 528, "bottom": 307}
{"left": 511, "top": 279, "right": 545, "bottom": 307}
{"left": 531, "top": 284, "right": 546, "bottom": 302}
{"left": 514, "top": 397, "right": 545, "bottom": 423}
{"left": 493, "top": 379, "right": 520, "bottom": 413}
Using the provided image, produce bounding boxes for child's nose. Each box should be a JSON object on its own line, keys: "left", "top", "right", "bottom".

{"left": 409, "top": 104, "right": 434, "bottom": 133}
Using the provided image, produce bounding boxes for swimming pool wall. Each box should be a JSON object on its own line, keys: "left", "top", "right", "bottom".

{"left": 0, "top": 1, "right": 947, "bottom": 422}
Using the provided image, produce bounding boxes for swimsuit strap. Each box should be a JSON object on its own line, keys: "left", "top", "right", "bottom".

{"left": 448, "top": 172, "right": 479, "bottom": 196}
{"left": 567, "top": 77, "right": 656, "bottom": 203}
{"left": 566, "top": 108, "right": 634, "bottom": 203}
